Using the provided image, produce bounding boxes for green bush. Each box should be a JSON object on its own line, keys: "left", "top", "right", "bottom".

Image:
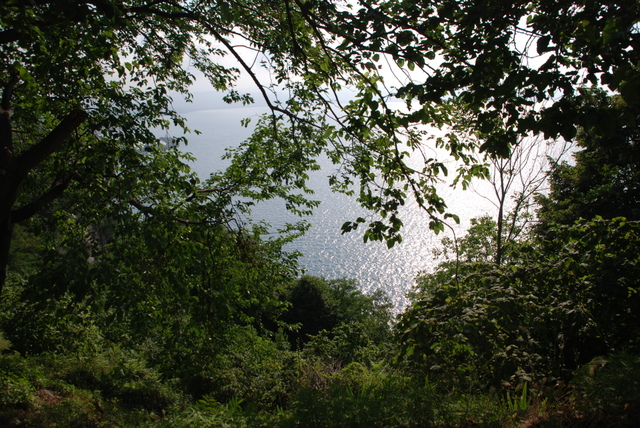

{"left": 572, "top": 353, "right": 640, "bottom": 426}
{"left": 281, "top": 276, "right": 392, "bottom": 350}
{"left": 0, "top": 349, "right": 190, "bottom": 427}
{"left": 53, "top": 346, "right": 184, "bottom": 413}
{"left": 304, "top": 321, "right": 391, "bottom": 366}
{"left": 171, "top": 395, "right": 250, "bottom": 428}
{"left": 0, "top": 331, "right": 11, "bottom": 353}
{"left": 189, "top": 326, "right": 297, "bottom": 411}
{"left": 0, "top": 369, "right": 35, "bottom": 409}
{"left": 285, "top": 362, "right": 438, "bottom": 427}
{"left": 0, "top": 353, "right": 42, "bottom": 426}
{"left": 3, "top": 291, "right": 109, "bottom": 355}
{"left": 0, "top": 353, "right": 44, "bottom": 410}
{"left": 21, "top": 388, "right": 105, "bottom": 428}
{"left": 398, "top": 218, "right": 640, "bottom": 391}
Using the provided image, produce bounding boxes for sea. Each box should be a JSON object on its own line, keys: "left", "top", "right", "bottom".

{"left": 175, "top": 104, "right": 497, "bottom": 311}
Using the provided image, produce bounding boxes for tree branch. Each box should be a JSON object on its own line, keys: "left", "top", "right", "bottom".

{"left": 12, "top": 172, "right": 81, "bottom": 223}
{"left": 1, "top": 75, "right": 19, "bottom": 112}
{"left": 128, "top": 197, "right": 155, "bottom": 215}
{"left": 14, "top": 109, "right": 87, "bottom": 175}
{"left": 128, "top": 197, "right": 221, "bottom": 226}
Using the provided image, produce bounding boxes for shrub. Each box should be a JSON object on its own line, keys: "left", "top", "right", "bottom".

{"left": 304, "top": 321, "right": 391, "bottom": 366}
{"left": 285, "top": 362, "right": 438, "bottom": 427}
{"left": 398, "top": 218, "right": 640, "bottom": 391}
{"left": 281, "top": 276, "right": 392, "bottom": 349}
{"left": 190, "top": 326, "right": 297, "bottom": 411}
{"left": 53, "top": 346, "right": 183, "bottom": 414}
{"left": 572, "top": 353, "right": 640, "bottom": 426}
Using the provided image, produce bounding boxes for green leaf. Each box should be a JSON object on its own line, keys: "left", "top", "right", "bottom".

{"left": 620, "top": 75, "right": 640, "bottom": 105}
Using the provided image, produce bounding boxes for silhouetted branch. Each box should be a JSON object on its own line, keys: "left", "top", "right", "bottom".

{"left": 12, "top": 172, "right": 81, "bottom": 223}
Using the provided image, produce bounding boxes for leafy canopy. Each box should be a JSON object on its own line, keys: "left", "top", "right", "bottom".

{"left": 1, "top": 0, "right": 638, "bottom": 294}
{"left": 537, "top": 90, "right": 640, "bottom": 227}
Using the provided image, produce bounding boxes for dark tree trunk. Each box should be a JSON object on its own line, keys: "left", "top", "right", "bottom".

{"left": 0, "top": 214, "right": 13, "bottom": 296}
{"left": 0, "top": 100, "right": 87, "bottom": 295}
{"left": 495, "top": 198, "right": 504, "bottom": 265}
{"left": 0, "top": 77, "right": 18, "bottom": 297}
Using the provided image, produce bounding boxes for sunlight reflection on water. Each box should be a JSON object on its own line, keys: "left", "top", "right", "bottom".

{"left": 179, "top": 106, "right": 495, "bottom": 312}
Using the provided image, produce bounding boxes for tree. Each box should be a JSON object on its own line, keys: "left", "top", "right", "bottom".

{"left": 537, "top": 91, "right": 640, "bottom": 227}
{"left": 2, "top": 154, "right": 304, "bottom": 397}
{"left": 280, "top": 275, "right": 392, "bottom": 349}
{"left": 0, "top": 0, "right": 339, "bottom": 294}
{"left": 328, "top": 0, "right": 639, "bottom": 142}
{"left": 0, "top": 0, "right": 461, "bottom": 295}
{"left": 314, "top": 0, "right": 640, "bottom": 240}
{"left": 219, "top": 0, "right": 640, "bottom": 255}
{"left": 444, "top": 104, "right": 574, "bottom": 265}
{"left": 2, "top": 0, "right": 638, "bottom": 295}
{"left": 474, "top": 135, "right": 574, "bottom": 264}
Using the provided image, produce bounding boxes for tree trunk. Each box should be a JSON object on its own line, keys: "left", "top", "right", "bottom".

{"left": 0, "top": 77, "right": 17, "bottom": 297}
{"left": 0, "top": 168, "right": 20, "bottom": 298}
{"left": 495, "top": 198, "right": 504, "bottom": 265}
{"left": 0, "top": 213, "right": 13, "bottom": 296}
{"left": 0, "top": 108, "right": 87, "bottom": 296}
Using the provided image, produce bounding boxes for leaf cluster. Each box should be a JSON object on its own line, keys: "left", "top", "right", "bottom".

{"left": 398, "top": 217, "right": 640, "bottom": 391}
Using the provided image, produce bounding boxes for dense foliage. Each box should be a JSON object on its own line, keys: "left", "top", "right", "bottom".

{"left": 537, "top": 91, "right": 640, "bottom": 227}
{"left": 1, "top": 0, "right": 639, "bottom": 426}
{"left": 400, "top": 217, "right": 640, "bottom": 391}
{"left": 3, "top": 0, "right": 638, "bottom": 289}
